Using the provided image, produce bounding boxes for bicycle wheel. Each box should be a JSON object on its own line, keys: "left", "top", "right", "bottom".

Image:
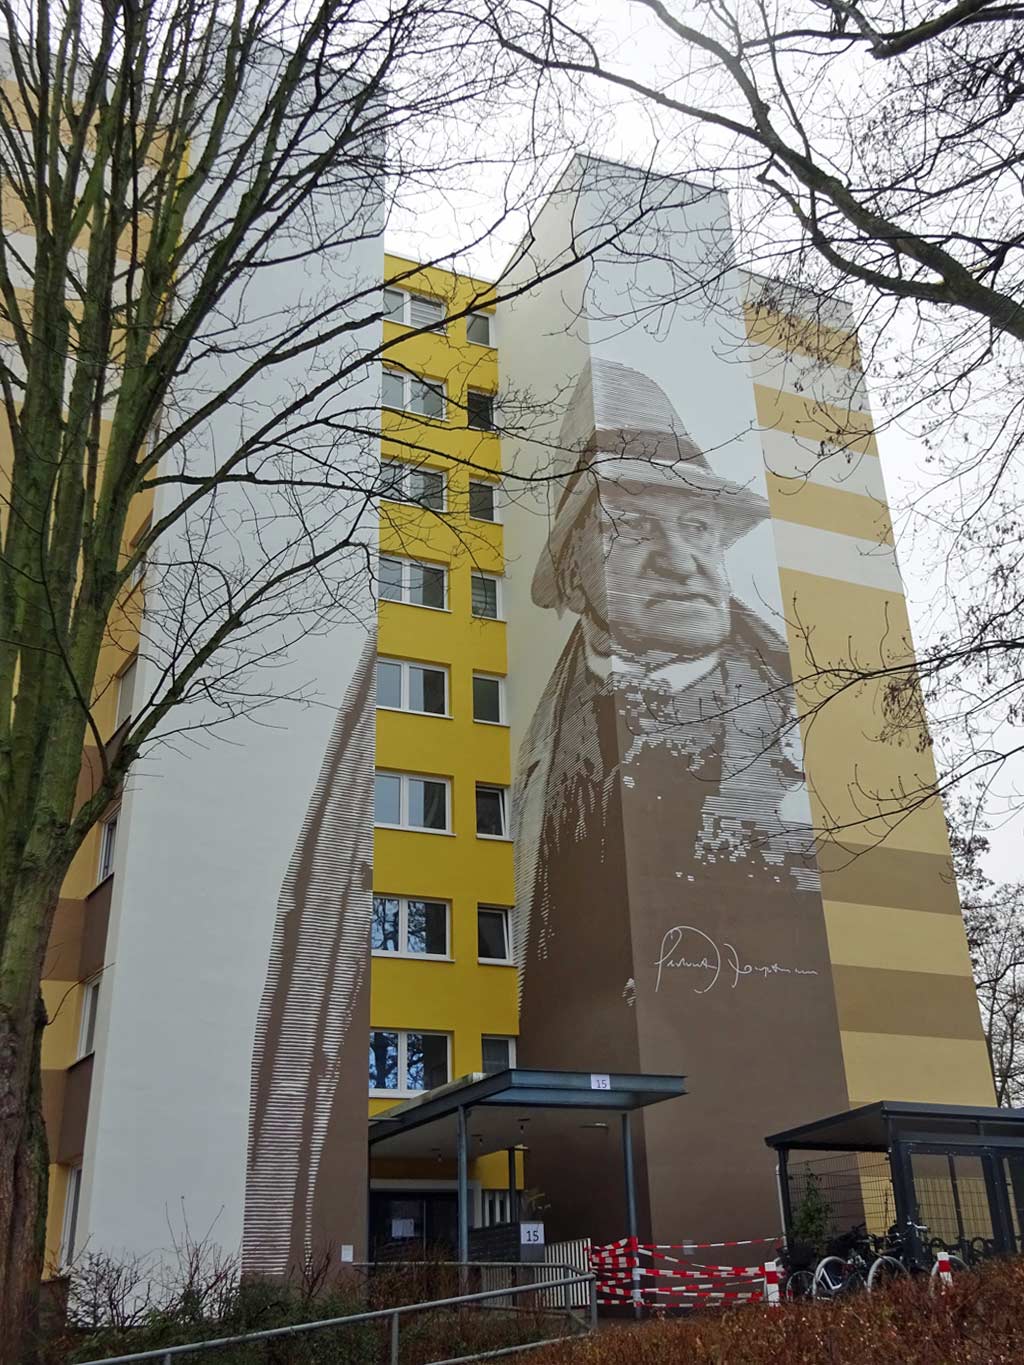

{"left": 785, "top": 1269, "right": 814, "bottom": 1301}
{"left": 867, "top": 1255, "right": 908, "bottom": 1293}
{"left": 812, "top": 1256, "right": 849, "bottom": 1300}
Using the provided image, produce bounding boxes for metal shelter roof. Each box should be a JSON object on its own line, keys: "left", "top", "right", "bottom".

{"left": 369, "top": 1067, "right": 687, "bottom": 1160}
{"left": 765, "top": 1100, "right": 1024, "bottom": 1153}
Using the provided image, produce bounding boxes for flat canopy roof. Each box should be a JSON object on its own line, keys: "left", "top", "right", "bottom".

{"left": 369, "top": 1068, "right": 687, "bottom": 1161}
{"left": 766, "top": 1100, "right": 1024, "bottom": 1153}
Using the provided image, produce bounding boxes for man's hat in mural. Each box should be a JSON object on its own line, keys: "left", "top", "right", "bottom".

{"left": 532, "top": 358, "right": 770, "bottom": 609}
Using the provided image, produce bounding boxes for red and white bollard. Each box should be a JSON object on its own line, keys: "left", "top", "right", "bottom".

{"left": 936, "top": 1251, "right": 953, "bottom": 1288}
{"left": 762, "top": 1259, "right": 781, "bottom": 1307}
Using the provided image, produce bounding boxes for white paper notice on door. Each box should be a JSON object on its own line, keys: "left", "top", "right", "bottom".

{"left": 391, "top": 1218, "right": 416, "bottom": 1238}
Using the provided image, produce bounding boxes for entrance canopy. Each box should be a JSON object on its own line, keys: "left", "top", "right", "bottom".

{"left": 765, "top": 1100, "right": 1024, "bottom": 1154}
{"left": 369, "top": 1068, "right": 686, "bottom": 1259}
{"left": 370, "top": 1068, "right": 686, "bottom": 1160}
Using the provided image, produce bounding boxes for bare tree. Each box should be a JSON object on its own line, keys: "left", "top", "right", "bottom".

{"left": 951, "top": 809, "right": 1024, "bottom": 1105}
{"left": 490, "top": 0, "right": 1024, "bottom": 836}
{"left": 0, "top": 2, "right": 639, "bottom": 1356}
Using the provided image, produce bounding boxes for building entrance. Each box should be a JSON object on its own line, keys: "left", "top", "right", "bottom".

{"left": 369, "top": 1190, "right": 458, "bottom": 1256}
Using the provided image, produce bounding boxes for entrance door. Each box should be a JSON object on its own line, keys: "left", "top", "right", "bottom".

{"left": 369, "top": 1191, "right": 458, "bottom": 1257}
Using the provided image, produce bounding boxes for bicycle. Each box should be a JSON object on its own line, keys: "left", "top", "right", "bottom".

{"left": 865, "top": 1222, "right": 968, "bottom": 1293}
{"left": 775, "top": 1238, "right": 817, "bottom": 1301}
{"left": 811, "top": 1223, "right": 875, "bottom": 1300}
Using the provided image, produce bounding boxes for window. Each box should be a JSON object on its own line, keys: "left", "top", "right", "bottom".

{"left": 467, "top": 389, "right": 495, "bottom": 431}
{"left": 383, "top": 288, "right": 446, "bottom": 331}
{"left": 77, "top": 978, "right": 101, "bottom": 1059}
{"left": 466, "top": 312, "right": 493, "bottom": 346}
{"left": 129, "top": 517, "right": 150, "bottom": 588}
{"left": 482, "top": 1190, "right": 512, "bottom": 1227}
{"left": 469, "top": 479, "right": 499, "bottom": 523}
{"left": 471, "top": 572, "right": 501, "bottom": 620}
{"left": 378, "top": 556, "right": 447, "bottom": 610}
{"left": 476, "top": 784, "right": 508, "bottom": 838}
{"left": 114, "top": 657, "right": 137, "bottom": 731}
{"left": 382, "top": 368, "right": 446, "bottom": 420}
{"left": 380, "top": 460, "right": 446, "bottom": 511}
{"left": 374, "top": 771, "right": 450, "bottom": 832}
{"left": 98, "top": 811, "right": 118, "bottom": 881}
{"left": 478, "top": 906, "right": 511, "bottom": 962}
{"left": 376, "top": 658, "right": 448, "bottom": 716}
{"left": 369, "top": 1029, "right": 450, "bottom": 1095}
{"left": 372, "top": 896, "right": 449, "bottom": 957}
{"left": 61, "top": 1165, "right": 83, "bottom": 1265}
{"left": 481, "top": 1035, "right": 516, "bottom": 1074}
{"left": 473, "top": 674, "right": 505, "bottom": 725}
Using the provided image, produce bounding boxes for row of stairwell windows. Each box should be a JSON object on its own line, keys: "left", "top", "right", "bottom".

{"left": 373, "top": 772, "right": 509, "bottom": 840}
{"left": 379, "top": 460, "right": 500, "bottom": 520}
{"left": 378, "top": 555, "right": 503, "bottom": 620}
{"left": 382, "top": 370, "right": 495, "bottom": 430}
{"left": 383, "top": 285, "right": 494, "bottom": 348}
{"left": 376, "top": 658, "right": 505, "bottom": 725}
{"left": 368, "top": 1029, "right": 515, "bottom": 1097}
{"left": 371, "top": 898, "right": 511, "bottom": 965}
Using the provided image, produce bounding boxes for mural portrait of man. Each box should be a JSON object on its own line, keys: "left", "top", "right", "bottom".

{"left": 512, "top": 358, "right": 848, "bottom": 1241}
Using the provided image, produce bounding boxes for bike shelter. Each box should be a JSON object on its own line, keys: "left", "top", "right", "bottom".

{"left": 766, "top": 1101, "right": 1024, "bottom": 1259}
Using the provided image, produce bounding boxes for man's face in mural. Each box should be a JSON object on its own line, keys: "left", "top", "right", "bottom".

{"left": 566, "top": 482, "right": 732, "bottom": 663}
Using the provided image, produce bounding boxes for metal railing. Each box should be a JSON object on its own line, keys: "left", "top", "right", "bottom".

{"left": 75, "top": 1272, "right": 598, "bottom": 1365}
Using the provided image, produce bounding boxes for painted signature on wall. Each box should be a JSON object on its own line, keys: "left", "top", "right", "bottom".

{"left": 654, "top": 925, "right": 820, "bottom": 994}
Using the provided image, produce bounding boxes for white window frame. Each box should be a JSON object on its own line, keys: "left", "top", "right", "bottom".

{"left": 471, "top": 571, "right": 503, "bottom": 621}
{"left": 114, "top": 656, "right": 137, "bottom": 731}
{"left": 76, "top": 977, "right": 101, "bottom": 1060}
{"left": 128, "top": 517, "right": 150, "bottom": 588}
{"left": 482, "top": 1189, "right": 513, "bottom": 1227}
{"left": 97, "top": 809, "right": 119, "bottom": 882}
{"left": 476, "top": 783, "right": 509, "bottom": 840}
{"left": 377, "top": 657, "right": 450, "bottom": 717}
{"left": 380, "top": 459, "right": 447, "bottom": 512}
{"left": 368, "top": 1027, "right": 451, "bottom": 1098}
{"left": 384, "top": 287, "right": 446, "bottom": 332}
{"left": 481, "top": 1034, "right": 517, "bottom": 1074}
{"left": 371, "top": 895, "right": 451, "bottom": 960}
{"left": 382, "top": 367, "right": 447, "bottom": 420}
{"left": 466, "top": 388, "right": 496, "bottom": 432}
{"left": 466, "top": 311, "right": 495, "bottom": 347}
{"left": 374, "top": 770, "right": 452, "bottom": 834}
{"left": 378, "top": 555, "right": 449, "bottom": 611}
{"left": 60, "top": 1164, "right": 83, "bottom": 1265}
{"left": 478, "top": 905, "right": 512, "bottom": 964}
{"left": 468, "top": 478, "right": 502, "bottom": 524}
{"left": 472, "top": 673, "right": 506, "bottom": 726}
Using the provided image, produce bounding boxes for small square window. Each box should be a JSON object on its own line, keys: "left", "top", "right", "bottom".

{"left": 407, "top": 468, "right": 445, "bottom": 510}
{"left": 382, "top": 368, "right": 405, "bottom": 409}
{"left": 77, "top": 978, "right": 101, "bottom": 1059}
{"left": 410, "top": 777, "right": 448, "bottom": 831}
{"left": 473, "top": 675, "right": 504, "bottom": 724}
{"left": 98, "top": 811, "right": 118, "bottom": 881}
{"left": 409, "top": 377, "right": 446, "bottom": 421}
{"left": 471, "top": 573, "right": 500, "bottom": 619}
{"left": 467, "top": 312, "right": 492, "bottom": 346}
{"left": 372, "top": 896, "right": 401, "bottom": 952}
{"left": 478, "top": 907, "right": 510, "bottom": 962}
{"left": 482, "top": 1036, "right": 516, "bottom": 1074}
{"left": 406, "top": 900, "right": 448, "bottom": 956}
{"left": 408, "top": 664, "right": 446, "bottom": 715}
{"left": 469, "top": 480, "right": 498, "bottom": 522}
{"left": 408, "top": 294, "right": 445, "bottom": 330}
{"left": 408, "top": 563, "right": 447, "bottom": 609}
{"left": 374, "top": 773, "right": 402, "bottom": 826}
{"left": 376, "top": 660, "right": 403, "bottom": 709}
{"left": 406, "top": 1031, "right": 449, "bottom": 1090}
{"left": 378, "top": 556, "right": 404, "bottom": 601}
{"left": 467, "top": 390, "right": 494, "bottom": 431}
{"left": 476, "top": 785, "right": 507, "bottom": 838}
{"left": 369, "top": 1030, "right": 400, "bottom": 1091}
{"left": 383, "top": 288, "right": 405, "bottom": 321}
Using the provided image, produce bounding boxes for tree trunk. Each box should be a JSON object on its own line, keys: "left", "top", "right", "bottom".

{"left": 0, "top": 994, "right": 48, "bottom": 1365}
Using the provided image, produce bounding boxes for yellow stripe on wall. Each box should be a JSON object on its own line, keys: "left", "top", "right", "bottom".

{"left": 754, "top": 385, "right": 878, "bottom": 456}
{"left": 842, "top": 1033, "right": 995, "bottom": 1107}
{"left": 766, "top": 472, "right": 893, "bottom": 544}
{"left": 825, "top": 902, "right": 974, "bottom": 977}
{"left": 744, "top": 302, "right": 862, "bottom": 371}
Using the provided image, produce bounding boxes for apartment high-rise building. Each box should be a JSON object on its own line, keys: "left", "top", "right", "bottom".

{"left": 39, "top": 159, "right": 994, "bottom": 1276}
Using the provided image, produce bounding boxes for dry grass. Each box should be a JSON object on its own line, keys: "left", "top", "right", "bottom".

{"left": 531, "top": 1259, "right": 1024, "bottom": 1365}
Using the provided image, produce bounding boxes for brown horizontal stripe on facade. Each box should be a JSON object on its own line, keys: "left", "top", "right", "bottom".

{"left": 45, "top": 898, "right": 86, "bottom": 982}
{"left": 833, "top": 965, "right": 983, "bottom": 1041}
{"left": 58, "top": 1054, "right": 93, "bottom": 1164}
{"left": 41, "top": 1069, "right": 66, "bottom": 1146}
{"left": 818, "top": 843, "right": 959, "bottom": 915}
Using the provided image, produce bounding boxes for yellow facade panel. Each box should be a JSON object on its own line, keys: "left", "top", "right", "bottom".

{"left": 755, "top": 384, "right": 878, "bottom": 456}
{"left": 825, "top": 901, "right": 975, "bottom": 977}
{"left": 744, "top": 302, "right": 862, "bottom": 371}
{"left": 766, "top": 473, "right": 893, "bottom": 544}
{"left": 842, "top": 1032, "right": 995, "bottom": 1108}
